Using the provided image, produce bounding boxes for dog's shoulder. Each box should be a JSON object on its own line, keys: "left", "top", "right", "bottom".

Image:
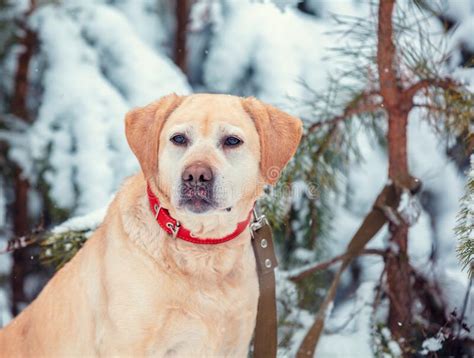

{"left": 106, "top": 172, "right": 146, "bottom": 220}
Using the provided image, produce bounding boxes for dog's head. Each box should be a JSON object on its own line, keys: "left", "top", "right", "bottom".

{"left": 125, "top": 93, "right": 302, "bottom": 231}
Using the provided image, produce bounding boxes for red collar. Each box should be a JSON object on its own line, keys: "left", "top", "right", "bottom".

{"left": 146, "top": 185, "right": 253, "bottom": 245}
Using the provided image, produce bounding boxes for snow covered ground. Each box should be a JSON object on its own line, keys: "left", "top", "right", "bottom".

{"left": 0, "top": 0, "right": 472, "bottom": 356}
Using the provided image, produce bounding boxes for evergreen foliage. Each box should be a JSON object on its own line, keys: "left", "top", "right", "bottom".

{"left": 39, "top": 230, "right": 88, "bottom": 270}
{"left": 456, "top": 155, "right": 474, "bottom": 278}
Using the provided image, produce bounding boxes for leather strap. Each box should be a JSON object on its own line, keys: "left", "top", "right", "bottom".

{"left": 251, "top": 214, "right": 278, "bottom": 358}
{"left": 296, "top": 183, "right": 409, "bottom": 357}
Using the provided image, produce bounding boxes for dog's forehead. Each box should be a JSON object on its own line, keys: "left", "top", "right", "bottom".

{"left": 166, "top": 94, "right": 255, "bottom": 135}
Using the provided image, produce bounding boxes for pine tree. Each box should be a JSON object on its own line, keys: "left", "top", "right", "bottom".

{"left": 457, "top": 154, "right": 474, "bottom": 278}
{"left": 291, "top": 0, "right": 473, "bottom": 355}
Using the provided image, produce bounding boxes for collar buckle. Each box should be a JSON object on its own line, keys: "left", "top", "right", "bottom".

{"left": 166, "top": 221, "right": 181, "bottom": 239}
{"left": 250, "top": 207, "right": 267, "bottom": 238}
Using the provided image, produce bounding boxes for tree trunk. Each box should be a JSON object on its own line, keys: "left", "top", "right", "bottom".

{"left": 11, "top": 30, "right": 36, "bottom": 122}
{"left": 10, "top": 0, "right": 37, "bottom": 316}
{"left": 377, "top": 0, "right": 413, "bottom": 348}
{"left": 174, "top": 0, "right": 189, "bottom": 75}
{"left": 387, "top": 111, "right": 409, "bottom": 181}
{"left": 11, "top": 169, "right": 30, "bottom": 315}
{"left": 386, "top": 110, "right": 412, "bottom": 343}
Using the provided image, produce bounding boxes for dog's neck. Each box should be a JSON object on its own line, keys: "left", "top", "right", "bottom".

{"left": 118, "top": 174, "right": 254, "bottom": 279}
{"left": 166, "top": 205, "right": 253, "bottom": 240}
{"left": 147, "top": 179, "right": 256, "bottom": 240}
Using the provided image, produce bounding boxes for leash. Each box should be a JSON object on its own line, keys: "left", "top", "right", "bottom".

{"left": 296, "top": 185, "right": 398, "bottom": 357}
{"left": 296, "top": 179, "right": 421, "bottom": 357}
{"left": 250, "top": 207, "right": 279, "bottom": 358}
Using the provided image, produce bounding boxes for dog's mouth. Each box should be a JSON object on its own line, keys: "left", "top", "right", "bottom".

{"left": 178, "top": 183, "right": 216, "bottom": 213}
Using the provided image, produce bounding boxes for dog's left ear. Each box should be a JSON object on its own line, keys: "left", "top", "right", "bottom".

{"left": 125, "top": 94, "right": 184, "bottom": 180}
{"left": 241, "top": 97, "right": 303, "bottom": 185}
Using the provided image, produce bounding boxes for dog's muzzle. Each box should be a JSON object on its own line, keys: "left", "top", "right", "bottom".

{"left": 179, "top": 162, "right": 215, "bottom": 213}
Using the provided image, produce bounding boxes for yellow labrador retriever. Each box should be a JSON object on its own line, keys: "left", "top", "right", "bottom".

{"left": 0, "top": 93, "right": 302, "bottom": 356}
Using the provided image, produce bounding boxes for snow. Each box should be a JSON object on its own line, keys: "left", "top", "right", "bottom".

{"left": 397, "top": 189, "right": 422, "bottom": 226}
{"left": 450, "top": 14, "right": 474, "bottom": 52}
{"left": 445, "top": 0, "right": 474, "bottom": 89}
{"left": 420, "top": 336, "right": 443, "bottom": 355}
{"left": 407, "top": 210, "right": 433, "bottom": 265}
{"left": 203, "top": 1, "right": 341, "bottom": 110}
{"left": 52, "top": 206, "right": 107, "bottom": 235}
{"left": 74, "top": 4, "right": 190, "bottom": 107}
{"left": 408, "top": 117, "right": 466, "bottom": 267}
{"left": 315, "top": 282, "right": 376, "bottom": 358}
{"left": 0, "top": 289, "right": 12, "bottom": 329}
{"left": 269, "top": 0, "right": 300, "bottom": 11}
{"left": 109, "top": 0, "right": 172, "bottom": 52}
{"left": 438, "top": 0, "right": 474, "bottom": 23}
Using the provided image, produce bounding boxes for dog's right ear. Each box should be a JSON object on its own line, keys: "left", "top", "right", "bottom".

{"left": 125, "top": 94, "right": 184, "bottom": 180}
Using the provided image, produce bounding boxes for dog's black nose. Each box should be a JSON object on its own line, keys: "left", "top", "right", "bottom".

{"left": 182, "top": 163, "right": 213, "bottom": 184}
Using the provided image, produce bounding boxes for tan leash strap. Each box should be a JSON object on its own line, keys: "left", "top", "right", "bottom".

{"left": 296, "top": 183, "right": 404, "bottom": 357}
{"left": 251, "top": 213, "right": 278, "bottom": 358}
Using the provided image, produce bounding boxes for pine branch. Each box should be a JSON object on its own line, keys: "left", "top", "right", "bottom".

{"left": 40, "top": 230, "right": 88, "bottom": 270}
{"left": 307, "top": 98, "right": 382, "bottom": 134}
{"left": 403, "top": 78, "right": 455, "bottom": 102}
{"left": 456, "top": 155, "right": 474, "bottom": 278}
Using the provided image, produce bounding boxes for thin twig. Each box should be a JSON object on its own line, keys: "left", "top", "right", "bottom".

{"left": 0, "top": 230, "right": 47, "bottom": 255}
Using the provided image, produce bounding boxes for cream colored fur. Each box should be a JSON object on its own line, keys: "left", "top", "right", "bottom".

{"left": 0, "top": 94, "right": 302, "bottom": 357}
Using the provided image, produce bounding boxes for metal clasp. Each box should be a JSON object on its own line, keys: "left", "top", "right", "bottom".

{"left": 250, "top": 207, "right": 267, "bottom": 238}
{"left": 166, "top": 221, "right": 181, "bottom": 239}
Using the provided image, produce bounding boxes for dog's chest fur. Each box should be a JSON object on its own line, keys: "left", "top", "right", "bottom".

{"left": 91, "top": 183, "right": 260, "bottom": 356}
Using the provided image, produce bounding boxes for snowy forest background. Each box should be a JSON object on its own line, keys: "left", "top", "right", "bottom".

{"left": 0, "top": 0, "right": 473, "bottom": 356}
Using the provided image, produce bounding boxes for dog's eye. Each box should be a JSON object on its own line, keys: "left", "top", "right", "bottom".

{"left": 223, "top": 136, "right": 242, "bottom": 147}
{"left": 170, "top": 134, "right": 188, "bottom": 146}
